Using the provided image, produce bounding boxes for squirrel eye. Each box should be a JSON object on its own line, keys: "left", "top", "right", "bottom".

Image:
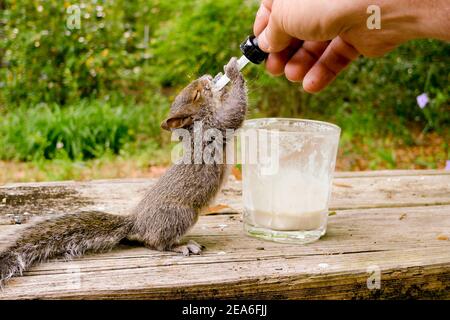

{"left": 193, "top": 90, "right": 201, "bottom": 102}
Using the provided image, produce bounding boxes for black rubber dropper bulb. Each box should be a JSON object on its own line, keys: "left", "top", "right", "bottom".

{"left": 213, "top": 35, "right": 268, "bottom": 90}
{"left": 240, "top": 35, "right": 269, "bottom": 64}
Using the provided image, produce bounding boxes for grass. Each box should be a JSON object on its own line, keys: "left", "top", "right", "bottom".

{"left": 0, "top": 97, "right": 169, "bottom": 162}
{"left": 0, "top": 0, "right": 448, "bottom": 184}
{"left": 0, "top": 127, "right": 447, "bottom": 184}
{"left": 336, "top": 131, "right": 448, "bottom": 171}
{"left": 0, "top": 93, "right": 448, "bottom": 184}
{"left": 0, "top": 152, "right": 171, "bottom": 183}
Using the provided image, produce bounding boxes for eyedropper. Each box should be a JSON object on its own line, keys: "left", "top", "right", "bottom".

{"left": 213, "top": 35, "right": 268, "bottom": 91}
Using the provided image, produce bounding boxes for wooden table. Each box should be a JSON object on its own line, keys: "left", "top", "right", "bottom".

{"left": 0, "top": 170, "right": 449, "bottom": 299}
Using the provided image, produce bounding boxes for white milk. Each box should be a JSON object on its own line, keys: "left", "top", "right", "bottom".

{"left": 240, "top": 119, "right": 340, "bottom": 242}
{"left": 243, "top": 166, "right": 330, "bottom": 231}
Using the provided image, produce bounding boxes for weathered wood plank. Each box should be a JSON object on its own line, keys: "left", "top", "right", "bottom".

{"left": 1, "top": 171, "right": 449, "bottom": 220}
{"left": 0, "top": 204, "right": 449, "bottom": 299}
{"left": 0, "top": 170, "right": 449, "bottom": 299}
{"left": 1, "top": 248, "right": 449, "bottom": 299}
{"left": 335, "top": 169, "right": 450, "bottom": 178}
{"left": 2, "top": 204, "right": 448, "bottom": 262}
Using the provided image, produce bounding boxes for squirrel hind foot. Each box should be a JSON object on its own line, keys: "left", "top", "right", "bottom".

{"left": 171, "top": 240, "right": 204, "bottom": 256}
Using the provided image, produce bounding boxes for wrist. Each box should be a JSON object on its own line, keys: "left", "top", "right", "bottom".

{"left": 413, "top": 0, "right": 450, "bottom": 41}
{"left": 341, "top": 0, "right": 450, "bottom": 42}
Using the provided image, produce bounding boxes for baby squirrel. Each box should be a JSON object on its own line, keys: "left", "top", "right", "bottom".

{"left": 0, "top": 57, "right": 247, "bottom": 287}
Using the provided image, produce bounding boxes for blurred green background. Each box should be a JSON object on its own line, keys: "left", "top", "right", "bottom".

{"left": 0, "top": 0, "right": 449, "bottom": 182}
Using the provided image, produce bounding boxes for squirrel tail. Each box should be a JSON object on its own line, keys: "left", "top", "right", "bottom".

{"left": 0, "top": 211, "right": 132, "bottom": 287}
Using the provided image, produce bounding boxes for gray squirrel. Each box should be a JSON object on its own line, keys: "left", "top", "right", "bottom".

{"left": 0, "top": 57, "right": 247, "bottom": 287}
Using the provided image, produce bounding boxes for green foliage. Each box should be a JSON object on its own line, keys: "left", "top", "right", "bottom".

{"left": 0, "top": 97, "right": 169, "bottom": 161}
{"left": 0, "top": 0, "right": 179, "bottom": 106}
{"left": 149, "top": 0, "right": 449, "bottom": 138}
{"left": 0, "top": 0, "right": 449, "bottom": 164}
{"left": 320, "top": 40, "right": 450, "bottom": 138}
{"left": 150, "top": 0, "right": 257, "bottom": 87}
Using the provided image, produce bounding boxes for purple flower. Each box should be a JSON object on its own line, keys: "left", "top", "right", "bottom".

{"left": 416, "top": 93, "right": 429, "bottom": 109}
{"left": 445, "top": 160, "right": 450, "bottom": 171}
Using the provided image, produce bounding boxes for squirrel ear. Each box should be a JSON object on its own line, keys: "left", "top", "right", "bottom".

{"left": 161, "top": 116, "right": 193, "bottom": 131}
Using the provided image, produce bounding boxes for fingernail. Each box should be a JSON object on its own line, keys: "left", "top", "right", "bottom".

{"left": 256, "top": 4, "right": 270, "bottom": 18}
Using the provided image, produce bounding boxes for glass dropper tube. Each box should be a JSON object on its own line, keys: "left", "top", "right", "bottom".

{"left": 213, "top": 35, "right": 268, "bottom": 91}
{"left": 213, "top": 55, "right": 250, "bottom": 91}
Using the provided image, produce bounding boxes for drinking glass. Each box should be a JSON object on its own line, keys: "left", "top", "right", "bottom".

{"left": 240, "top": 118, "right": 341, "bottom": 244}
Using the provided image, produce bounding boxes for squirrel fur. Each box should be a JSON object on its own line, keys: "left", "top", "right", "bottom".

{"left": 0, "top": 57, "right": 247, "bottom": 287}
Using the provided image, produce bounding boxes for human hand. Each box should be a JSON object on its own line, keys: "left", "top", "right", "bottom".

{"left": 254, "top": 0, "right": 449, "bottom": 93}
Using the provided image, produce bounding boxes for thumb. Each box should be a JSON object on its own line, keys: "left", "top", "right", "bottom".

{"left": 258, "top": 14, "right": 292, "bottom": 53}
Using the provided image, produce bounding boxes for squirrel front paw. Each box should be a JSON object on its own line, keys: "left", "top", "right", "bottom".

{"left": 224, "top": 57, "right": 243, "bottom": 83}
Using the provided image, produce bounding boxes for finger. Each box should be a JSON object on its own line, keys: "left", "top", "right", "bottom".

{"left": 257, "top": 1, "right": 292, "bottom": 53}
{"left": 266, "top": 39, "right": 302, "bottom": 76}
{"left": 266, "top": 53, "right": 288, "bottom": 76}
{"left": 303, "top": 37, "right": 359, "bottom": 93}
{"left": 284, "top": 41, "right": 329, "bottom": 82}
{"left": 253, "top": 1, "right": 272, "bottom": 36}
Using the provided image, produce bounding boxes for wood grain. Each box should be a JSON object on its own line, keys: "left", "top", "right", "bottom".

{"left": 0, "top": 170, "right": 449, "bottom": 299}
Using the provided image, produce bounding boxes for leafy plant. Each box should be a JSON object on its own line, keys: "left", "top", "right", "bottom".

{"left": 0, "top": 0, "right": 448, "bottom": 166}
{"left": 0, "top": 97, "right": 169, "bottom": 161}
